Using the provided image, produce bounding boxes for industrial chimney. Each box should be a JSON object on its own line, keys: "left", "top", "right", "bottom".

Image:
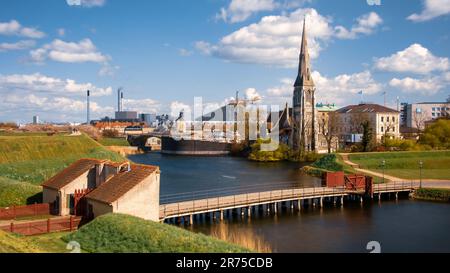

{"left": 87, "top": 90, "right": 90, "bottom": 125}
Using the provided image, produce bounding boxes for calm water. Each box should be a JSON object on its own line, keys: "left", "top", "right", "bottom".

{"left": 129, "top": 153, "right": 450, "bottom": 253}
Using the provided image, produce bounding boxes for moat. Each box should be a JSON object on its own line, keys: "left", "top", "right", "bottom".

{"left": 129, "top": 153, "right": 450, "bottom": 253}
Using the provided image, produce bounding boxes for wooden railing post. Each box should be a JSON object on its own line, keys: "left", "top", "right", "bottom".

{"left": 47, "top": 218, "right": 51, "bottom": 233}
{"left": 70, "top": 216, "right": 74, "bottom": 231}
{"left": 10, "top": 222, "right": 14, "bottom": 233}
{"left": 13, "top": 206, "right": 16, "bottom": 220}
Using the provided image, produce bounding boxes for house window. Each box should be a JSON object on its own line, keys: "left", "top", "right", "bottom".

{"left": 393, "top": 117, "right": 396, "bottom": 122}
{"left": 387, "top": 117, "right": 390, "bottom": 122}
{"left": 432, "top": 113, "right": 436, "bottom": 117}
{"left": 381, "top": 127, "right": 384, "bottom": 133}
{"left": 381, "top": 117, "right": 384, "bottom": 122}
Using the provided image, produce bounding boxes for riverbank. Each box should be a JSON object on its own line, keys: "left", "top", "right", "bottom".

{"left": 413, "top": 188, "right": 450, "bottom": 202}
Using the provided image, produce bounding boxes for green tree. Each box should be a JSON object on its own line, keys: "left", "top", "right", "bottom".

{"left": 361, "top": 121, "right": 373, "bottom": 152}
{"left": 420, "top": 119, "right": 450, "bottom": 149}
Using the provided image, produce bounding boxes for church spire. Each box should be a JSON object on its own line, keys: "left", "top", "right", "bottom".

{"left": 294, "top": 17, "right": 314, "bottom": 87}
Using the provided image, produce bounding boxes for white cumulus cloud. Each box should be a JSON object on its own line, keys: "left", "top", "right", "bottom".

{"left": 374, "top": 43, "right": 449, "bottom": 74}
{"left": 197, "top": 9, "right": 383, "bottom": 67}
{"left": 407, "top": 0, "right": 450, "bottom": 22}
{"left": 30, "top": 39, "right": 110, "bottom": 64}
{"left": 0, "top": 20, "right": 45, "bottom": 39}
{"left": 0, "top": 73, "right": 112, "bottom": 97}
{"left": 0, "top": 40, "right": 36, "bottom": 52}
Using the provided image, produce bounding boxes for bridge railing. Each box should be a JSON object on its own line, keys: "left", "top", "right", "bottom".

{"left": 160, "top": 182, "right": 323, "bottom": 205}
{"left": 160, "top": 185, "right": 348, "bottom": 218}
{"left": 373, "top": 181, "right": 420, "bottom": 193}
{"left": 160, "top": 181, "right": 421, "bottom": 219}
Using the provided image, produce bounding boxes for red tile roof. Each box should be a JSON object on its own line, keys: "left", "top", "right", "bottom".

{"left": 42, "top": 159, "right": 106, "bottom": 190}
{"left": 85, "top": 164, "right": 159, "bottom": 204}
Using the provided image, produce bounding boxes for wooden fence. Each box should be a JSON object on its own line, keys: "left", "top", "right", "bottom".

{"left": 0, "top": 216, "right": 82, "bottom": 236}
{"left": 0, "top": 203, "right": 52, "bottom": 220}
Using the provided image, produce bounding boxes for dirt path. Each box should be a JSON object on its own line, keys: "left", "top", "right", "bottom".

{"left": 339, "top": 153, "right": 450, "bottom": 188}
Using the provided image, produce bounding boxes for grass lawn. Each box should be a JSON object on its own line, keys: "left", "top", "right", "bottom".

{"left": 97, "top": 137, "right": 130, "bottom": 147}
{"left": 65, "top": 213, "right": 250, "bottom": 253}
{"left": 349, "top": 151, "right": 450, "bottom": 180}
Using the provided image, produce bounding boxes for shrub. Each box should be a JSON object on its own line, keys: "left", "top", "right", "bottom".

{"left": 102, "top": 129, "right": 119, "bottom": 138}
{"left": 311, "top": 154, "right": 343, "bottom": 172}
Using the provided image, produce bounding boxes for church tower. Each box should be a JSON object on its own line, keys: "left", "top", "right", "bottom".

{"left": 292, "top": 18, "right": 317, "bottom": 152}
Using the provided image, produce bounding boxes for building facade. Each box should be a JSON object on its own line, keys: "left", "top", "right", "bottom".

{"left": 42, "top": 159, "right": 160, "bottom": 222}
{"left": 402, "top": 102, "right": 450, "bottom": 130}
{"left": 335, "top": 104, "right": 400, "bottom": 145}
{"left": 291, "top": 19, "right": 318, "bottom": 152}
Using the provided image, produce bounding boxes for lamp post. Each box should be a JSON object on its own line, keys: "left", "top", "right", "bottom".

{"left": 381, "top": 160, "right": 386, "bottom": 184}
{"left": 419, "top": 161, "right": 423, "bottom": 189}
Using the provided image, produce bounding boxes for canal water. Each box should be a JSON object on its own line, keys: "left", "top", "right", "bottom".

{"left": 129, "top": 153, "right": 450, "bottom": 253}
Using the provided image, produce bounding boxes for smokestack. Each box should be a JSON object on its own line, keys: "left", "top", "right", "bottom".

{"left": 121, "top": 91, "right": 124, "bottom": 112}
{"left": 117, "top": 88, "right": 121, "bottom": 112}
{"left": 87, "top": 90, "right": 90, "bottom": 125}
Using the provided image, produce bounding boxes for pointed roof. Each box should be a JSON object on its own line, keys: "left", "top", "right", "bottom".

{"left": 294, "top": 17, "right": 314, "bottom": 88}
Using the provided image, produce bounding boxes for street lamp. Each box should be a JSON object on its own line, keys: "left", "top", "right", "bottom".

{"left": 381, "top": 160, "right": 386, "bottom": 184}
{"left": 419, "top": 161, "right": 423, "bottom": 189}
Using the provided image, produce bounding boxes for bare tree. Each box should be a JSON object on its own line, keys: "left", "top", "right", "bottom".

{"left": 319, "top": 112, "right": 339, "bottom": 154}
{"left": 413, "top": 110, "right": 428, "bottom": 132}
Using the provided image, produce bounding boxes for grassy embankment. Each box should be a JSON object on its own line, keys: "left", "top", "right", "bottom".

{"left": 0, "top": 133, "right": 250, "bottom": 253}
{"left": 97, "top": 137, "right": 130, "bottom": 147}
{"left": 413, "top": 188, "right": 450, "bottom": 202}
{"left": 0, "top": 214, "right": 250, "bottom": 253}
{"left": 0, "top": 133, "right": 125, "bottom": 206}
{"left": 349, "top": 151, "right": 450, "bottom": 180}
{"left": 302, "top": 154, "right": 356, "bottom": 177}
{"left": 65, "top": 214, "right": 249, "bottom": 253}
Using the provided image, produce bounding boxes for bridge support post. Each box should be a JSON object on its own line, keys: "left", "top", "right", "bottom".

{"left": 341, "top": 196, "right": 344, "bottom": 206}
{"left": 189, "top": 215, "right": 193, "bottom": 225}
{"left": 291, "top": 201, "right": 294, "bottom": 210}
{"left": 360, "top": 196, "right": 363, "bottom": 204}
{"left": 274, "top": 203, "right": 278, "bottom": 214}
{"left": 333, "top": 197, "right": 337, "bottom": 205}
{"left": 298, "top": 200, "right": 301, "bottom": 211}
{"left": 248, "top": 207, "right": 251, "bottom": 217}
{"left": 395, "top": 192, "right": 399, "bottom": 200}
{"left": 220, "top": 210, "right": 224, "bottom": 221}
{"left": 378, "top": 193, "right": 382, "bottom": 202}
{"left": 320, "top": 197, "right": 323, "bottom": 208}
{"left": 312, "top": 199, "right": 316, "bottom": 207}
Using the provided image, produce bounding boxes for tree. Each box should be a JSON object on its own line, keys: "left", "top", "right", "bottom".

{"left": 413, "top": 110, "right": 428, "bottom": 132}
{"left": 361, "top": 121, "right": 373, "bottom": 152}
{"left": 319, "top": 112, "right": 339, "bottom": 154}
{"left": 419, "top": 119, "right": 450, "bottom": 149}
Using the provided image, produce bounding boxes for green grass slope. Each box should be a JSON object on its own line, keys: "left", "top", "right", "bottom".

{"left": 0, "top": 134, "right": 125, "bottom": 185}
{"left": 0, "top": 230, "right": 43, "bottom": 253}
{"left": 64, "top": 214, "right": 250, "bottom": 253}
{"left": 0, "top": 177, "right": 42, "bottom": 207}
{"left": 349, "top": 151, "right": 450, "bottom": 180}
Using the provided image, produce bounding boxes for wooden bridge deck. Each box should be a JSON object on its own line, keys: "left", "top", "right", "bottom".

{"left": 159, "top": 181, "right": 420, "bottom": 220}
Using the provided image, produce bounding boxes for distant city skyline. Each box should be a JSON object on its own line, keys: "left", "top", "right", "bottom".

{"left": 0, "top": 0, "right": 449, "bottom": 123}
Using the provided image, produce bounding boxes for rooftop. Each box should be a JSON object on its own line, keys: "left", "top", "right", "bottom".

{"left": 42, "top": 159, "right": 106, "bottom": 190}
{"left": 42, "top": 158, "right": 129, "bottom": 190}
{"left": 85, "top": 164, "right": 159, "bottom": 204}
{"left": 336, "top": 104, "right": 399, "bottom": 114}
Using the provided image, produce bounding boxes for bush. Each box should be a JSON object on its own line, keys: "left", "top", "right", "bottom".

{"left": 248, "top": 139, "right": 290, "bottom": 162}
{"left": 415, "top": 188, "right": 450, "bottom": 202}
{"left": 311, "top": 154, "right": 343, "bottom": 172}
{"left": 420, "top": 119, "right": 450, "bottom": 149}
{"left": 102, "top": 129, "right": 119, "bottom": 138}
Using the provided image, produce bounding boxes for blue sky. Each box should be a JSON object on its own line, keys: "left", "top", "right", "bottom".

{"left": 0, "top": 0, "right": 449, "bottom": 123}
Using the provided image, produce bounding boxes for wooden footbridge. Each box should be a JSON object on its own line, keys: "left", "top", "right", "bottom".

{"left": 159, "top": 181, "right": 420, "bottom": 224}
